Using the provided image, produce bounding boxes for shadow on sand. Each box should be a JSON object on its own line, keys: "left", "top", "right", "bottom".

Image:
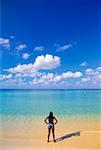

{"left": 55, "top": 131, "right": 80, "bottom": 142}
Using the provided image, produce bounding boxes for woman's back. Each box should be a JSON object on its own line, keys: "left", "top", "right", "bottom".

{"left": 44, "top": 112, "right": 58, "bottom": 142}
{"left": 48, "top": 115, "right": 54, "bottom": 124}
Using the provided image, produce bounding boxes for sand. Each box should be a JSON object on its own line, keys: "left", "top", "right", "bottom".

{"left": 0, "top": 120, "right": 101, "bottom": 150}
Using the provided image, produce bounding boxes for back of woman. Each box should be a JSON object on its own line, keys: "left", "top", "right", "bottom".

{"left": 44, "top": 112, "right": 58, "bottom": 142}
{"left": 48, "top": 113, "right": 54, "bottom": 124}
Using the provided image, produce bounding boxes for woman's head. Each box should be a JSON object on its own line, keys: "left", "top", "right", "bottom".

{"left": 49, "top": 112, "right": 53, "bottom": 116}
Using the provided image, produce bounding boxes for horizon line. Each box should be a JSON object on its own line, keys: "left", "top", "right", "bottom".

{"left": 0, "top": 89, "right": 101, "bottom": 90}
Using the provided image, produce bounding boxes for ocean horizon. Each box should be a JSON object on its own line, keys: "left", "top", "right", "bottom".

{"left": 0, "top": 89, "right": 101, "bottom": 90}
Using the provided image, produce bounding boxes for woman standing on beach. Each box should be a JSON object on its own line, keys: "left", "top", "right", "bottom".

{"left": 44, "top": 112, "right": 58, "bottom": 142}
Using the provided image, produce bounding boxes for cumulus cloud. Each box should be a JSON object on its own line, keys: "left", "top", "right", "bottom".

{"left": 6, "top": 64, "right": 34, "bottom": 73}
{"left": 0, "top": 38, "right": 10, "bottom": 49}
{"left": 80, "top": 61, "right": 88, "bottom": 67}
{"left": 85, "top": 67, "right": 101, "bottom": 76}
{"left": 56, "top": 44, "right": 72, "bottom": 52}
{"left": 0, "top": 74, "right": 13, "bottom": 81}
{"left": 62, "top": 71, "right": 82, "bottom": 78}
{"left": 81, "top": 77, "right": 91, "bottom": 82}
{"left": 30, "top": 71, "right": 82, "bottom": 86}
{"left": 34, "top": 46, "right": 44, "bottom": 51}
{"left": 22, "top": 53, "right": 30, "bottom": 59}
{"left": 40, "top": 73, "right": 62, "bottom": 83}
{"left": 34, "top": 54, "right": 60, "bottom": 70}
{"left": 25, "top": 71, "right": 101, "bottom": 88}
{"left": 16, "top": 44, "right": 27, "bottom": 51}
{"left": 0, "top": 71, "right": 82, "bottom": 85}
{"left": 1, "top": 71, "right": 82, "bottom": 87}
{"left": 31, "top": 73, "right": 54, "bottom": 85}
{"left": 15, "top": 72, "right": 43, "bottom": 78}
{"left": 1, "top": 66, "right": 101, "bottom": 89}
{"left": 85, "top": 68, "right": 94, "bottom": 75}
{"left": 0, "top": 78, "right": 26, "bottom": 88}
{"left": 93, "top": 74, "right": 101, "bottom": 80}
{"left": 96, "top": 67, "right": 101, "bottom": 71}
{"left": 6, "top": 54, "right": 61, "bottom": 73}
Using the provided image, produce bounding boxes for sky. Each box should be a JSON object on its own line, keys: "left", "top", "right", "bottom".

{"left": 0, "top": 0, "right": 101, "bottom": 89}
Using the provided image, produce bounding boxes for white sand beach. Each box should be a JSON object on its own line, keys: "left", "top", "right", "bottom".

{"left": 0, "top": 120, "right": 100, "bottom": 150}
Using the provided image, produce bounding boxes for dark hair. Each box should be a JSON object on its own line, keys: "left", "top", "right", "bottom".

{"left": 49, "top": 112, "right": 53, "bottom": 116}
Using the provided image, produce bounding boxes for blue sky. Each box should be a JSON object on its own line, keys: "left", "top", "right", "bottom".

{"left": 0, "top": 0, "right": 101, "bottom": 89}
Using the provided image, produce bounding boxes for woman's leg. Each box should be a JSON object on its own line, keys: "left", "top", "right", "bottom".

{"left": 52, "top": 126, "right": 56, "bottom": 142}
{"left": 48, "top": 128, "right": 51, "bottom": 142}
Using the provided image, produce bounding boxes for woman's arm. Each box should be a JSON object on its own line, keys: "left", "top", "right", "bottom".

{"left": 54, "top": 117, "right": 58, "bottom": 125}
{"left": 44, "top": 117, "right": 48, "bottom": 124}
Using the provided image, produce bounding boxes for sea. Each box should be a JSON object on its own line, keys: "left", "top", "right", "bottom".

{"left": 0, "top": 89, "right": 101, "bottom": 138}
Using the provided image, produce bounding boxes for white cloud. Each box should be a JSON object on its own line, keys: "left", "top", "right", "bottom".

{"left": 12, "top": 71, "right": 83, "bottom": 86}
{"left": 32, "top": 70, "right": 101, "bottom": 88}
{"left": 85, "top": 68, "right": 94, "bottom": 75}
{"left": 31, "top": 73, "right": 54, "bottom": 85}
{"left": 85, "top": 67, "right": 101, "bottom": 76}
{"left": 0, "top": 78, "right": 26, "bottom": 88}
{"left": 34, "top": 54, "right": 60, "bottom": 70}
{"left": 15, "top": 72, "right": 43, "bottom": 78}
{"left": 80, "top": 61, "right": 88, "bottom": 67}
{"left": 62, "top": 71, "right": 82, "bottom": 78}
{"left": 56, "top": 44, "right": 72, "bottom": 52}
{"left": 22, "top": 53, "right": 30, "bottom": 59}
{"left": 4, "top": 79, "right": 17, "bottom": 84}
{"left": 93, "top": 74, "right": 101, "bottom": 80}
{"left": 96, "top": 67, "right": 101, "bottom": 71}
{"left": 0, "top": 74, "right": 12, "bottom": 81}
{"left": 29, "top": 71, "right": 82, "bottom": 86}
{"left": 34, "top": 46, "right": 44, "bottom": 51}
{"left": 17, "top": 78, "right": 26, "bottom": 86}
{"left": 0, "top": 38, "right": 10, "bottom": 48}
{"left": 16, "top": 44, "right": 27, "bottom": 51}
{"left": 40, "top": 73, "right": 62, "bottom": 83}
{"left": 1, "top": 66, "right": 101, "bottom": 89}
{"left": 81, "top": 77, "right": 91, "bottom": 82}
{"left": 6, "top": 64, "right": 34, "bottom": 73}
{"left": 6, "top": 54, "right": 61, "bottom": 73}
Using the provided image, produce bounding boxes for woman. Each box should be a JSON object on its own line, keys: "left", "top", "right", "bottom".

{"left": 44, "top": 112, "right": 58, "bottom": 142}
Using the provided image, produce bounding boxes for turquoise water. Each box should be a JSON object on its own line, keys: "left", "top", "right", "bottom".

{"left": 0, "top": 89, "right": 101, "bottom": 118}
{"left": 0, "top": 89, "right": 101, "bottom": 138}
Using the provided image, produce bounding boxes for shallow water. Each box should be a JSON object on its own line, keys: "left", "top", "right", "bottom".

{"left": 0, "top": 89, "right": 101, "bottom": 138}
{"left": 0, "top": 89, "right": 101, "bottom": 116}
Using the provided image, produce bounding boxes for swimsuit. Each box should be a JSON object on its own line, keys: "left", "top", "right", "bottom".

{"left": 48, "top": 123, "right": 54, "bottom": 129}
